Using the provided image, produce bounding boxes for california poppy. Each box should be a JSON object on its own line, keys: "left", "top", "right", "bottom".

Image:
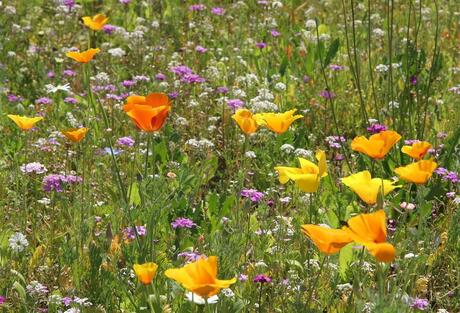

{"left": 62, "top": 128, "right": 89, "bottom": 143}
{"left": 254, "top": 109, "right": 303, "bottom": 134}
{"left": 66, "top": 48, "right": 100, "bottom": 63}
{"left": 394, "top": 160, "right": 437, "bottom": 184}
{"left": 341, "top": 171, "right": 401, "bottom": 205}
{"left": 7, "top": 114, "right": 43, "bottom": 131}
{"left": 301, "top": 225, "right": 352, "bottom": 254}
{"left": 401, "top": 141, "right": 432, "bottom": 160}
{"left": 164, "top": 256, "right": 236, "bottom": 298}
{"left": 133, "top": 262, "right": 158, "bottom": 285}
{"left": 123, "top": 93, "right": 171, "bottom": 132}
{"left": 275, "top": 150, "right": 327, "bottom": 192}
{"left": 351, "top": 130, "right": 401, "bottom": 160}
{"left": 82, "top": 14, "right": 109, "bottom": 31}
{"left": 342, "top": 210, "right": 395, "bottom": 263}
{"left": 231, "top": 109, "right": 258, "bottom": 134}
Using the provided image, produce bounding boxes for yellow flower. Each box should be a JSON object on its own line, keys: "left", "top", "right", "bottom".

{"left": 342, "top": 210, "right": 395, "bottom": 263}
{"left": 300, "top": 225, "right": 352, "bottom": 254}
{"left": 133, "top": 262, "right": 158, "bottom": 285}
{"left": 274, "top": 150, "right": 327, "bottom": 192}
{"left": 394, "top": 160, "right": 437, "bottom": 184}
{"left": 401, "top": 141, "right": 432, "bottom": 160}
{"left": 62, "top": 128, "right": 89, "bottom": 143}
{"left": 231, "top": 109, "right": 258, "bottom": 134}
{"left": 66, "top": 48, "right": 100, "bottom": 63}
{"left": 302, "top": 210, "right": 395, "bottom": 263}
{"left": 164, "top": 256, "right": 236, "bottom": 298}
{"left": 254, "top": 109, "right": 303, "bottom": 134}
{"left": 7, "top": 114, "right": 43, "bottom": 131}
{"left": 341, "top": 171, "right": 401, "bottom": 205}
{"left": 351, "top": 130, "right": 401, "bottom": 160}
{"left": 82, "top": 14, "right": 109, "bottom": 31}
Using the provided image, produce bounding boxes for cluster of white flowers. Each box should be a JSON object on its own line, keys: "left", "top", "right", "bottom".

{"left": 294, "top": 148, "right": 313, "bottom": 158}
{"left": 108, "top": 47, "right": 126, "bottom": 57}
{"left": 249, "top": 88, "right": 278, "bottom": 112}
{"left": 9, "top": 232, "right": 29, "bottom": 253}
{"left": 185, "top": 138, "right": 215, "bottom": 149}
{"left": 91, "top": 72, "right": 110, "bottom": 84}
{"left": 26, "top": 281, "right": 48, "bottom": 297}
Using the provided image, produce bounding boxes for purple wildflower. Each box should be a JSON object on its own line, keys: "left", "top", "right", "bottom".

{"left": 256, "top": 42, "right": 267, "bottom": 49}
{"left": 271, "top": 30, "right": 280, "bottom": 37}
{"left": 239, "top": 274, "right": 248, "bottom": 282}
{"left": 168, "top": 91, "right": 179, "bottom": 99}
{"left": 63, "top": 69, "right": 76, "bottom": 77}
{"left": 329, "top": 64, "right": 345, "bottom": 71}
{"left": 47, "top": 71, "right": 55, "bottom": 78}
{"left": 123, "top": 226, "right": 147, "bottom": 240}
{"left": 240, "top": 188, "right": 265, "bottom": 203}
{"left": 36, "top": 97, "right": 52, "bottom": 105}
{"left": 119, "top": 0, "right": 131, "bottom": 4}
{"left": 102, "top": 24, "right": 118, "bottom": 34}
{"left": 7, "top": 94, "right": 22, "bottom": 102}
{"left": 170, "top": 65, "right": 194, "bottom": 76}
{"left": 410, "top": 298, "right": 429, "bottom": 310}
{"left": 181, "top": 73, "right": 205, "bottom": 84}
{"left": 64, "top": 97, "right": 78, "bottom": 104}
{"left": 325, "top": 135, "right": 346, "bottom": 149}
{"left": 178, "top": 251, "right": 202, "bottom": 262}
{"left": 211, "top": 7, "right": 225, "bottom": 15}
{"left": 62, "top": 0, "right": 75, "bottom": 9}
{"left": 195, "top": 45, "right": 207, "bottom": 53}
{"left": 155, "top": 73, "right": 166, "bottom": 81}
{"left": 0, "top": 296, "right": 5, "bottom": 304}
{"left": 404, "top": 139, "right": 420, "bottom": 145}
{"left": 216, "top": 86, "right": 229, "bottom": 94}
{"left": 20, "top": 162, "right": 47, "bottom": 174}
{"left": 62, "top": 297, "right": 72, "bottom": 306}
{"left": 303, "top": 75, "right": 310, "bottom": 83}
{"left": 117, "top": 136, "right": 135, "bottom": 147}
{"left": 319, "top": 90, "right": 335, "bottom": 99}
{"left": 122, "top": 80, "right": 136, "bottom": 88}
{"left": 171, "top": 217, "right": 197, "bottom": 229}
{"left": 189, "top": 4, "right": 206, "bottom": 11}
{"left": 253, "top": 274, "right": 272, "bottom": 283}
{"left": 410, "top": 75, "right": 417, "bottom": 85}
{"left": 367, "top": 123, "right": 387, "bottom": 134}
{"left": 42, "top": 174, "right": 82, "bottom": 192}
{"left": 227, "top": 98, "right": 244, "bottom": 110}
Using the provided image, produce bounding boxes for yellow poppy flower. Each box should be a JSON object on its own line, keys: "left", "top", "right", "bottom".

{"left": 62, "top": 128, "right": 89, "bottom": 143}
{"left": 164, "top": 256, "right": 236, "bottom": 298}
{"left": 82, "top": 14, "right": 109, "bottom": 31}
{"left": 274, "top": 150, "right": 327, "bottom": 192}
{"left": 301, "top": 225, "right": 352, "bottom": 254}
{"left": 133, "top": 262, "right": 158, "bottom": 285}
{"left": 66, "top": 48, "right": 100, "bottom": 63}
{"left": 7, "top": 114, "right": 43, "bottom": 131}
{"left": 401, "top": 141, "right": 432, "bottom": 160}
{"left": 123, "top": 93, "right": 171, "bottom": 132}
{"left": 351, "top": 130, "right": 401, "bottom": 160}
{"left": 341, "top": 171, "right": 401, "bottom": 205}
{"left": 342, "top": 210, "right": 395, "bottom": 263}
{"left": 231, "top": 109, "right": 258, "bottom": 134}
{"left": 254, "top": 109, "right": 303, "bottom": 134}
{"left": 394, "top": 160, "right": 437, "bottom": 184}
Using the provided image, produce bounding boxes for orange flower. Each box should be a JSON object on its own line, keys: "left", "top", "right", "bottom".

{"left": 401, "top": 141, "right": 432, "bottom": 160}
{"left": 301, "top": 225, "right": 352, "bottom": 254}
{"left": 302, "top": 210, "right": 395, "bottom": 263}
{"left": 254, "top": 109, "right": 303, "bottom": 134}
{"left": 123, "top": 93, "right": 171, "bottom": 132}
{"left": 82, "top": 14, "right": 109, "bottom": 31}
{"left": 164, "top": 256, "right": 236, "bottom": 298}
{"left": 351, "top": 130, "right": 401, "bottom": 160}
{"left": 231, "top": 109, "right": 258, "bottom": 134}
{"left": 66, "top": 48, "right": 100, "bottom": 63}
{"left": 133, "top": 262, "right": 158, "bottom": 285}
{"left": 342, "top": 210, "right": 395, "bottom": 263}
{"left": 7, "top": 115, "right": 43, "bottom": 131}
{"left": 394, "top": 160, "right": 437, "bottom": 184}
{"left": 62, "top": 128, "right": 89, "bottom": 143}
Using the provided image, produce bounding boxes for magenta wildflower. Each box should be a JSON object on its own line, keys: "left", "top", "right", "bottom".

{"left": 42, "top": 174, "right": 82, "bottom": 192}
{"left": 239, "top": 274, "right": 248, "bottom": 282}
{"left": 329, "top": 64, "right": 346, "bottom": 71}
{"left": 122, "top": 80, "right": 136, "bottom": 88}
{"left": 195, "top": 45, "right": 208, "bottom": 53}
{"left": 256, "top": 42, "right": 267, "bottom": 49}
{"left": 366, "top": 123, "right": 387, "bottom": 134}
{"left": 0, "top": 296, "right": 5, "bottom": 305}
{"left": 102, "top": 24, "right": 118, "bottom": 34}
{"left": 253, "top": 274, "right": 272, "bottom": 283}
{"left": 178, "top": 251, "right": 202, "bottom": 262}
{"left": 117, "top": 136, "right": 135, "bottom": 147}
{"left": 271, "top": 30, "right": 280, "bottom": 37}
{"left": 123, "top": 226, "right": 146, "bottom": 240}
{"left": 155, "top": 73, "right": 166, "bottom": 81}
{"left": 20, "top": 162, "right": 47, "bottom": 174}
{"left": 64, "top": 97, "right": 78, "bottom": 104}
{"left": 62, "top": 0, "right": 75, "bottom": 9}
{"left": 63, "top": 69, "right": 76, "bottom": 77}
{"left": 211, "top": 7, "right": 225, "bottom": 15}
{"left": 189, "top": 4, "right": 206, "bottom": 11}
{"left": 319, "top": 90, "right": 335, "bottom": 99}
{"left": 409, "top": 298, "right": 429, "bottom": 310}
{"left": 216, "top": 86, "right": 229, "bottom": 94}
{"left": 36, "top": 97, "right": 52, "bottom": 105}
{"left": 240, "top": 188, "right": 265, "bottom": 203}
{"left": 171, "top": 217, "right": 197, "bottom": 229}
{"left": 227, "top": 98, "right": 244, "bottom": 110}
{"left": 47, "top": 71, "right": 55, "bottom": 78}
{"left": 7, "top": 94, "right": 21, "bottom": 103}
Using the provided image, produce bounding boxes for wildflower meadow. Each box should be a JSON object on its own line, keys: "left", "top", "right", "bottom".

{"left": 1, "top": 0, "right": 460, "bottom": 312}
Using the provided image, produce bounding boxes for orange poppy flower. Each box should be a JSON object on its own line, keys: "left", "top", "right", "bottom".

{"left": 164, "top": 256, "right": 236, "bottom": 298}
{"left": 62, "top": 128, "right": 89, "bottom": 143}
{"left": 133, "top": 262, "right": 158, "bottom": 285}
{"left": 7, "top": 114, "right": 43, "bottom": 131}
{"left": 254, "top": 109, "right": 303, "bottom": 134}
{"left": 342, "top": 210, "right": 395, "bottom": 263}
{"left": 394, "top": 160, "right": 437, "bottom": 184}
{"left": 231, "top": 109, "right": 258, "bottom": 134}
{"left": 123, "top": 93, "right": 171, "bottom": 132}
{"left": 351, "top": 130, "right": 401, "bottom": 160}
{"left": 301, "top": 225, "right": 352, "bottom": 254}
{"left": 401, "top": 141, "right": 432, "bottom": 160}
{"left": 66, "top": 48, "right": 100, "bottom": 63}
{"left": 82, "top": 14, "right": 109, "bottom": 31}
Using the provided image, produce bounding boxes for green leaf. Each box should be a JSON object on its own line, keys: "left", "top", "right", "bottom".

{"left": 339, "top": 243, "right": 354, "bottom": 280}
{"left": 279, "top": 56, "right": 289, "bottom": 76}
{"left": 324, "top": 39, "right": 340, "bottom": 66}
{"left": 12, "top": 281, "right": 27, "bottom": 301}
{"left": 128, "top": 182, "right": 141, "bottom": 206}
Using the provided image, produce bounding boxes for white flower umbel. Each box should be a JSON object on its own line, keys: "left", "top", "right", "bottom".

{"left": 9, "top": 232, "right": 29, "bottom": 253}
{"left": 185, "top": 292, "right": 219, "bottom": 305}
